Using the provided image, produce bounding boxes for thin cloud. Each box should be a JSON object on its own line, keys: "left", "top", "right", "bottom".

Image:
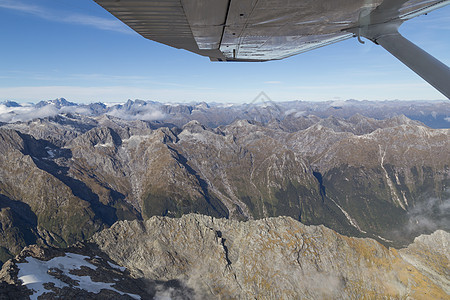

{"left": 0, "top": 71, "right": 213, "bottom": 92}
{"left": 264, "top": 81, "right": 282, "bottom": 84}
{"left": 0, "top": 1, "right": 42, "bottom": 14}
{"left": 387, "top": 194, "right": 450, "bottom": 245}
{"left": 0, "top": 102, "right": 98, "bottom": 123}
{"left": 0, "top": 0, "right": 132, "bottom": 34}
{"left": 0, "top": 99, "right": 166, "bottom": 123}
{"left": 0, "top": 84, "right": 444, "bottom": 103}
{"left": 107, "top": 108, "right": 166, "bottom": 122}
{"left": 63, "top": 14, "right": 131, "bottom": 34}
{"left": 0, "top": 85, "right": 257, "bottom": 103}
{"left": 0, "top": 104, "right": 59, "bottom": 123}
{"left": 290, "top": 82, "right": 431, "bottom": 90}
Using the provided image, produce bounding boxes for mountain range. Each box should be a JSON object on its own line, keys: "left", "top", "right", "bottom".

{"left": 0, "top": 98, "right": 449, "bottom": 298}
{"left": 1, "top": 98, "right": 449, "bottom": 128}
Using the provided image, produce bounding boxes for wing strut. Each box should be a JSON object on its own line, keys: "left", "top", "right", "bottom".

{"left": 360, "top": 22, "right": 450, "bottom": 99}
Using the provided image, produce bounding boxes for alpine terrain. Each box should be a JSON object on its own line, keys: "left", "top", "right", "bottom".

{"left": 0, "top": 99, "right": 448, "bottom": 299}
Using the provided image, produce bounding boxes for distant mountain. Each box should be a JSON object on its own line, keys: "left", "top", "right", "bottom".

{"left": 1, "top": 99, "right": 449, "bottom": 128}
{"left": 0, "top": 101, "right": 21, "bottom": 108}
{"left": 34, "top": 98, "right": 77, "bottom": 109}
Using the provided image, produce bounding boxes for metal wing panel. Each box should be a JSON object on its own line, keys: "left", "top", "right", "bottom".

{"left": 180, "top": 0, "right": 229, "bottom": 50}
{"left": 223, "top": 33, "right": 354, "bottom": 61}
{"left": 219, "top": 0, "right": 383, "bottom": 60}
{"left": 399, "top": 0, "right": 450, "bottom": 19}
{"left": 94, "top": 0, "right": 449, "bottom": 61}
{"left": 95, "top": 0, "right": 195, "bottom": 49}
{"left": 94, "top": 0, "right": 226, "bottom": 60}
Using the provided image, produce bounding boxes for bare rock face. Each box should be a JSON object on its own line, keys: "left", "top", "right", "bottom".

{"left": 1, "top": 215, "right": 448, "bottom": 299}
{"left": 399, "top": 230, "right": 450, "bottom": 294}
{"left": 92, "top": 214, "right": 449, "bottom": 299}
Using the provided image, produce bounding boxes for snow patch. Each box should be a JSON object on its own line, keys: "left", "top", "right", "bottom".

{"left": 394, "top": 172, "right": 400, "bottom": 185}
{"left": 379, "top": 145, "right": 406, "bottom": 210}
{"left": 329, "top": 197, "right": 366, "bottom": 234}
{"left": 178, "top": 131, "right": 209, "bottom": 143}
{"left": 294, "top": 111, "right": 306, "bottom": 117}
{"left": 216, "top": 103, "right": 235, "bottom": 108}
{"left": 376, "top": 235, "right": 393, "bottom": 243}
{"left": 103, "top": 102, "right": 125, "bottom": 107}
{"left": 17, "top": 253, "right": 140, "bottom": 300}
{"left": 107, "top": 261, "right": 126, "bottom": 272}
{"left": 47, "top": 150, "right": 55, "bottom": 158}
{"left": 94, "top": 142, "right": 113, "bottom": 148}
{"left": 284, "top": 108, "right": 297, "bottom": 115}
{"left": 122, "top": 135, "right": 152, "bottom": 144}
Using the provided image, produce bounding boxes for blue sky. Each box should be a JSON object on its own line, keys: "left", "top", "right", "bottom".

{"left": 0, "top": 0, "right": 449, "bottom": 103}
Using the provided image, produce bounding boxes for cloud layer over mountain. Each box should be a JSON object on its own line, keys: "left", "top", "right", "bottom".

{"left": 1, "top": 98, "right": 449, "bottom": 129}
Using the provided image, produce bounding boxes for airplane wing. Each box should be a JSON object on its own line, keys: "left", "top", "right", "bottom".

{"left": 93, "top": 0, "right": 450, "bottom": 98}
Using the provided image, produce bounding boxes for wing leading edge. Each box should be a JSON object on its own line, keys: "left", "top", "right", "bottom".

{"left": 94, "top": 0, "right": 450, "bottom": 98}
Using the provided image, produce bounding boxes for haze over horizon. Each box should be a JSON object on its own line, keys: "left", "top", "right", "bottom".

{"left": 1, "top": 0, "right": 449, "bottom": 103}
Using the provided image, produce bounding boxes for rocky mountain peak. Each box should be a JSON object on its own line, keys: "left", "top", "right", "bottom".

{"left": 0, "top": 101, "right": 21, "bottom": 108}
{"left": 71, "top": 127, "right": 122, "bottom": 149}
{"left": 35, "top": 98, "right": 77, "bottom": 109}
{"left": 181, "top": 120, "right": 206, "bottom": 133}
{"left": 195, "top": 102, "right": 210, "bottom": 110}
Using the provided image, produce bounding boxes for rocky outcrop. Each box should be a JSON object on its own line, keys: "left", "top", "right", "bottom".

{"left": 0, "top": 243, "right": 186, "bottom": 299}
{"left": 398, "top": 230, "right": 450, "bottom": 294}
{"left": 91, "top": 214, "right": 449, "bottom": 299}
{"left": 2, "top": 215, "right": 448, "bottom": 299}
